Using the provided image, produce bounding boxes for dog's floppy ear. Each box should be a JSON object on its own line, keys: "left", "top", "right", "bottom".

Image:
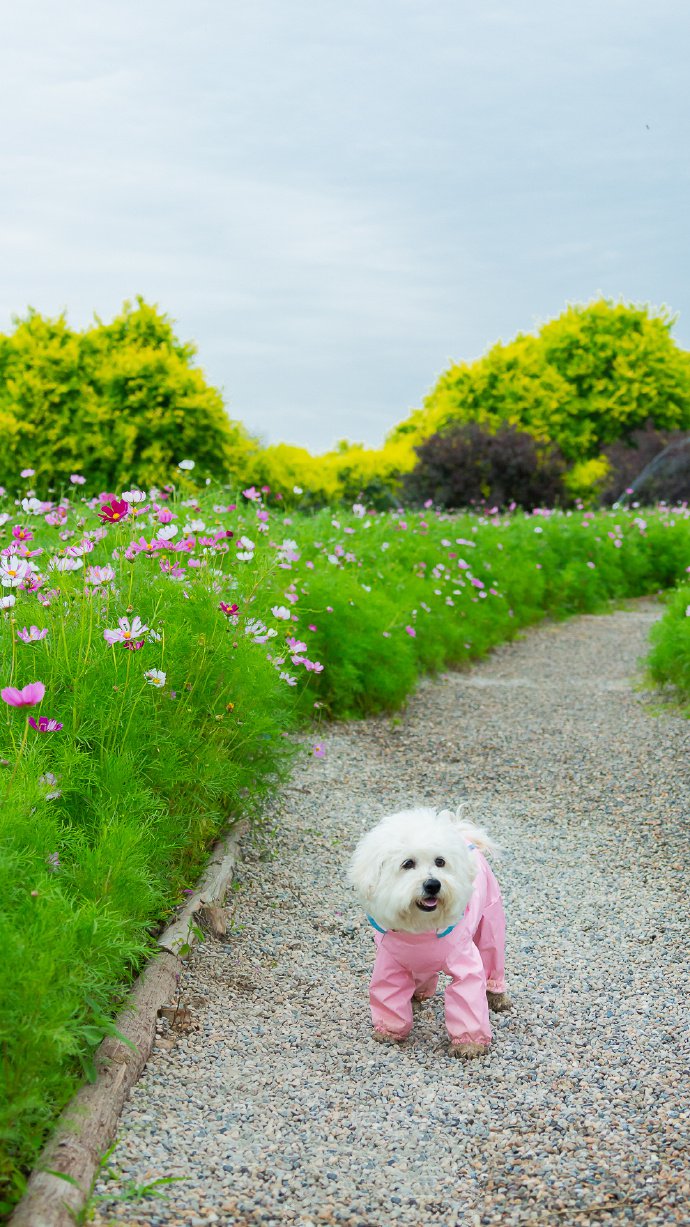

{"left": 436, "top": 808, "right": 456, "bottom": 822}
{"left": 347, "top": 835, "right": 384, "bottom": 903}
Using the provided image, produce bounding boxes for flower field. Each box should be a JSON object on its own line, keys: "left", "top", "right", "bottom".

{"left": 1, "top": 471, "right": 689, "bottom": 1213}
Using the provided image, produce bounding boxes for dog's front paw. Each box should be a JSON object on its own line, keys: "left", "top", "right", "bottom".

{"left": 448, "top": 1040, "right": 489, "bottom": 1059}
{"left": 487, "top": 990, "right": 512, "bottom": 1013}
{"left": 372, "top": 1026, "right": 406, "bottom": 1045}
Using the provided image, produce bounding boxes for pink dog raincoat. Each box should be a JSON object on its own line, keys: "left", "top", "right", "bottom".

{"left": 367, "top": 848, "right": 506, "bottom": 1047}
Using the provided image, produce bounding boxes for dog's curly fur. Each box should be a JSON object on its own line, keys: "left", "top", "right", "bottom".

{"left": 348, "top": 807, "right": 510, "bottom": 1057}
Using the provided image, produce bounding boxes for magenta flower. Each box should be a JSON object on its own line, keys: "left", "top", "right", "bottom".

{"left": 1, "top": 680, "right": 46, "bottom": 707}
{"left": 12, "top": 526, "right": 33, "bottom": 542}
{"left": 405, "top": 626, "right": 416, "bottom": 637}
{"left": 123, "top": 639, "right": 145, "bottom": 651}
{"left": 29, "top": 716, "right": 63, "bottom": 732}
{"left": 97, "top": 499, "right": 130, "bottom": 524}
{"left": 219, "top": 602, "right": 239, "bottom": 617}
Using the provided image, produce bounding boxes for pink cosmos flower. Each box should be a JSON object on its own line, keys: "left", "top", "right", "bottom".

{"left": 70, "top": 474, "right": 86, "bottom": 485}
{"left": 405, "top": 626, "right": 416, "bottom": 637}
{"left": 16, "top": 626, "right": 49, "bottom": 644}
{"left": 123, "top": 639, "right": 145, "bottom": 651}
{"left": 160, "top": 558, "right": 185, "bottom": 579}
{"left": 29, "top": 716, "right": 63, "bottom": 732}
{"left": 243, "top": 486, "right": 260, "bottom": 502}
{"left": 313, "top": 744, "right": 325, "bottom": 758}
{"left": 20, "top": 469, "right": 35, "bottom": 478}
{"left": 1, "top": 680, "right": 46, "bottom": 707}
{"left": 125, "top": 536, "right": 163, "bottom": 560}
{"left": 85, "top": 565, "right": 116, "bottom": 585}
{"left": 97, "top": 499, "right": 130, "bottom": 524}
{"left": 12, "top": 526, "right": 33, "bottom": 542}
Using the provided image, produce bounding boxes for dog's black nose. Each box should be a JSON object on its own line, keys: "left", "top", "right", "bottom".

{"left": 423, "top": 878, "right": 441, "bottom": 896}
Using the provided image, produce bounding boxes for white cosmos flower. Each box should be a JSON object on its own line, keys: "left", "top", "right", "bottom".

{"left": 0, "top": 555, "right": 32, "bottom": 587}
{"left": 0, "top": 594, "right": 16, "bottom": 609}
{"left": 244, "top": 618, "right": 278, "bottom": 644}
{"left": 271, "top": 606, "right": 292, "bottom": 620}
{"left": 178, "top": 459, "right": 195, "bottom": 471}
{"left": 145, "top": 669, "right": 167, "bottom": 687}
{"left": 183, "top": 519, "right": 206, "bottom": 533}
{"left": 236, "top": 535, "right": 255, "bottom": 561}
{"left": 103, "top": 615, "right": 149, "bottom": 645}
{"left": 156, "top": 524, "right": 178, "bottom": 541}
{"left": 50, "top": 556, "right": 84, "bottom": 572}
{"left": 122, "top": 490, "right": 147, "bottom": 503}
{"left": 21, "top": 497, "right": 43, "bottom": 515}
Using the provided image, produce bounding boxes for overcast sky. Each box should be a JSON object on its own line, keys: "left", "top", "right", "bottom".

{"left": 1, "top": 1, "right": 688, "bottom": 452}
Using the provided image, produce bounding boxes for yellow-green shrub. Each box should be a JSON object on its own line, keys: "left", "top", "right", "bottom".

{"left": 0, "top": 299, "right": 255, "bottom": 493}
{"left": 391, "top": 300, "right": 690, "bottom": 467}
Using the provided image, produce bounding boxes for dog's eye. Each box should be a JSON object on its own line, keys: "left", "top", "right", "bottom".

{"left": 401, "top": 858, "right": 416, "bottom": 870}
{"left": 434, "top": 857, "right": 446, "bottom": 868}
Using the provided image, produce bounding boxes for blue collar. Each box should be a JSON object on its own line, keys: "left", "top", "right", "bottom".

{"left": 366, "top": 914, "right": 456, "bottom": 939}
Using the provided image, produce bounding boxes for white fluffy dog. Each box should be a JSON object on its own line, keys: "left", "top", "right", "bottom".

{"left": 348, "top": 807, "right": 510, "bottom": 1057}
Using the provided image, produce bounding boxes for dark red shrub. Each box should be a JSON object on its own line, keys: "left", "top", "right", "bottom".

{"left": 402, "top": 423, "right": 567, "bottom": 510}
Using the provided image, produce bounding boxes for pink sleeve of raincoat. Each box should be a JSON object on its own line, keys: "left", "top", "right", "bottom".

{"left": 368, "top": 933, "right": 416, "bottom": 1039}
{"left": 443, "top": 926, "right": 492, "bottom": 1047}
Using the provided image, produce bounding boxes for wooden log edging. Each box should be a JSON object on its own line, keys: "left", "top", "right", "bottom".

{"left": 10, "top": 827, "right": 244, "bottom": 1227}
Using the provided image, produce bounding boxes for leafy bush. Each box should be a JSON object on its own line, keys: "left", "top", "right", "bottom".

{"left": 402, "top": 423, "right": 567, "bottom": 509}
{"left": 391, "top": 300, "right": 690, "bottom": 469}
{"left": 243, "top": 439, "right": 414, "bottom": 510}
{"left": 0, "top": 299, "right": 255, "bottom": 493}
{"left": 646, "top": 585, "right": 690, "bottom": 706}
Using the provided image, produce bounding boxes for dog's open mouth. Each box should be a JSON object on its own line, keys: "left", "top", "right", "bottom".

{"left": 416, "top": 896, "right": 439, "bottom": 912}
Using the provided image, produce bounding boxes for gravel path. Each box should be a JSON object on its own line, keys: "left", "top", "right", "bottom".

{"left": 92, "top": 603, "right": 689, "bottom": 1227}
